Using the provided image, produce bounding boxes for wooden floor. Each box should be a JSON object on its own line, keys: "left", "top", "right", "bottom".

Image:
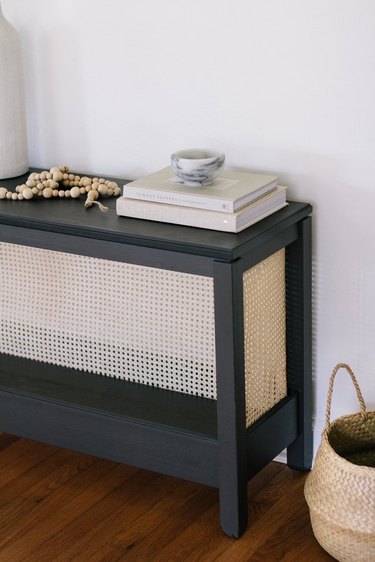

{"left": 0, "top": 433, "right": 334, "bottom": 561}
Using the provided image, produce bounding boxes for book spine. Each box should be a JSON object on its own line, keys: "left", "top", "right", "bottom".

{"left": 122, "top": 187, "right": 235, "bottom": 212}
{"left": 116, "top": 198, "right": 237, "bottom": 232}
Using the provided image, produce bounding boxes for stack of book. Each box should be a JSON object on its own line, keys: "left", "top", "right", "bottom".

{"left": 116, "top": 167, "right": 287, "bottom": 233}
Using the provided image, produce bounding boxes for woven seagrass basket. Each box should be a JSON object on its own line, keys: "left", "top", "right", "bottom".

{"left": 304, "top": 364, "right": 375, "bottom": 562}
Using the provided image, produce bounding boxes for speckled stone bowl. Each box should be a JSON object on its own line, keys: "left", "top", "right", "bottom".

{"left": 171, "top": 149, "right": 225, "bottom": 187}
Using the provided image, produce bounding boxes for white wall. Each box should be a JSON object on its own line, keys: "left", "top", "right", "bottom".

{"left": 3, "top": 0, "right": 375, "bottom": 452}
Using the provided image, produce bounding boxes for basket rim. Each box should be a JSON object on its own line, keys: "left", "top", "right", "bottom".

{"left": 329, "top": 409, "right": 375, "bottom": 428}
{"left": 322, "top": 417, "right": 375, "bottom": 476}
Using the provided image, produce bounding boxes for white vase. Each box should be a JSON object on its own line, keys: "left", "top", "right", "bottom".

{"left": 0, "top": 2, "right": 28, "bottom": 179}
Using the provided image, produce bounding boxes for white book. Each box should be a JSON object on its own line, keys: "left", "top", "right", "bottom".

{"left": 122, "top": 167, "right": 279, "bottom": 213}
{"left": 117, "top": 186, "right": 287, "bottom": 233}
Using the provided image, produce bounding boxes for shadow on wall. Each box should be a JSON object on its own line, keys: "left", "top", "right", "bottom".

{"left": 17, "top": 16, "right": 91, "bottom": 169}
{"left": 231, "top": 151, "right": 374, "bottom": 453}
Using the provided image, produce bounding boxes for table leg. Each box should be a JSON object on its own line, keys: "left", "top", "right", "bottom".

{"left": 214, "top": 260, "right": 248, "bottom": 537}
{"left": 286, "top": 216, "right": 313, "bottom": 471}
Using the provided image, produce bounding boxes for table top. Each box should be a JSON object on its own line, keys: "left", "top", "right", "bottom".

{"left": 0, "top": 170, "right": 312, "bottom": 260}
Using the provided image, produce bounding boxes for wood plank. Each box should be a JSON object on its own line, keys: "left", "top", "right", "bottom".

{"left": 0, "top": 170, "right": 312, "bottom": 261}
{"left": 214, "top": 259, "right": 248, "bottom": 537}
{"left": 24, "top": 469, "right": 162, "bottom": 561}
{"left": 0, "top": 438, "right": 56, "bottom": 490}
{"left": 216, "top": 472, "right": 321, "bottom": 561}
{"left": 0, "top": 447, "right": 94, "bottom": 505}
{"left": 243, "top": 504, "right": 316, "bottom": 561}
{"left": 246, "top": 395, "right": 298, "bottom": 478}
{"left": 0, "top": 353, "right": 217, "bottom": 438}
{"left": 58, "top": 476, "right": 188, "bottom": 560}
{"left": 0, "top": 355, "right": 218, "bottom": 487}
{"left": 0, "top": 223, "right": 215, "bottom": 275}
{"left": 0, "top": 388, "right": 218, "bottom": 487}
{"left": 278, "top": 508, "right": 335, "bottom": 561}
{"left": 0, "top": 458, "right": 136, "bottom": 557}
{"left": 286, "top": 216, "right": 313, "bottom": 470}
{"left": 76, "top": 543, "right": 126, "bottom": 562}
{"left": 144, "top": 465, "right": 304, "bottom": 561}
{"left": 111, "top": 462, "right": 284, "bottom": 562}
{"left": 0, "top": 438, "right": 332, "bottom": 561}
{"left": 118, "top": 487, "right": 219, "bottom": 561}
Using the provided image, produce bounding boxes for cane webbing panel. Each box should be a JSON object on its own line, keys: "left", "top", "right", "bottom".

{"left": 0, "top": 243, "right": 287, "bottom": 421}
{"left": 0, "top": 242, "right": 216, "bottom": 398}
{"left": 243, "top": 249, "right": 287, "bottom": 427}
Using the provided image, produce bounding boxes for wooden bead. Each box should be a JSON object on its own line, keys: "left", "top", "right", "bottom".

{"left": 52, "top": 171, "right": 63, "bottom": 182}
{"left": 43, "top": 187, "right": 53, "bottom": 198}
{"left": 87, "top": 190, "right": 99, "bottom": 201}
{"left": 0, "top": 166, "right": 122, "bottom": 209}
{"left": 23, "top": 187, "right": 34, "bottom": 200}
{"left": 70, "top": 186, "right": 80, "bottom": 198}
{"left": 98, "top": 184, "right": 108, "bottom": 196}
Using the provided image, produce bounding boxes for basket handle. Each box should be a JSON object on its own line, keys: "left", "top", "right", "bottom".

{"left": 324, "top": 363, "right": 367, "bottom": 433}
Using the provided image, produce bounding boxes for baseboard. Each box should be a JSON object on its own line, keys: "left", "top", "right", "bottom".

{"left": 273, "top": 449, "right": 287, "bottom": 464}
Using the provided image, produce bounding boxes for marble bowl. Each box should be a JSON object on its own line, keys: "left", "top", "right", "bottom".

{"left": 171, "top": 149, "right": 225, "bottom": 187}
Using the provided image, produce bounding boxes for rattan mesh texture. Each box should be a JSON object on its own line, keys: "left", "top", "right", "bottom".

{"left": 243, "top": 249, "right": 287, "bottom": 426}
{"left": 0, "top": 243, "right": 286, "bottom": 426}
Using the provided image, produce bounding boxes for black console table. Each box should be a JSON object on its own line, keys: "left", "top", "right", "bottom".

{"left": 0, "top": 173, "right": 312, "bottom": 538}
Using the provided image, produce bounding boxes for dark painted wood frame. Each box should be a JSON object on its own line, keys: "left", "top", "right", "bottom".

{"left": 0, "top": 184, "right": 312, "bottom": 538}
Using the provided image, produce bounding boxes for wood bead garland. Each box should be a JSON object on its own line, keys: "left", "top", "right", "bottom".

{"left": 0, "top": 165, "right": 121, "bottom": 212}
